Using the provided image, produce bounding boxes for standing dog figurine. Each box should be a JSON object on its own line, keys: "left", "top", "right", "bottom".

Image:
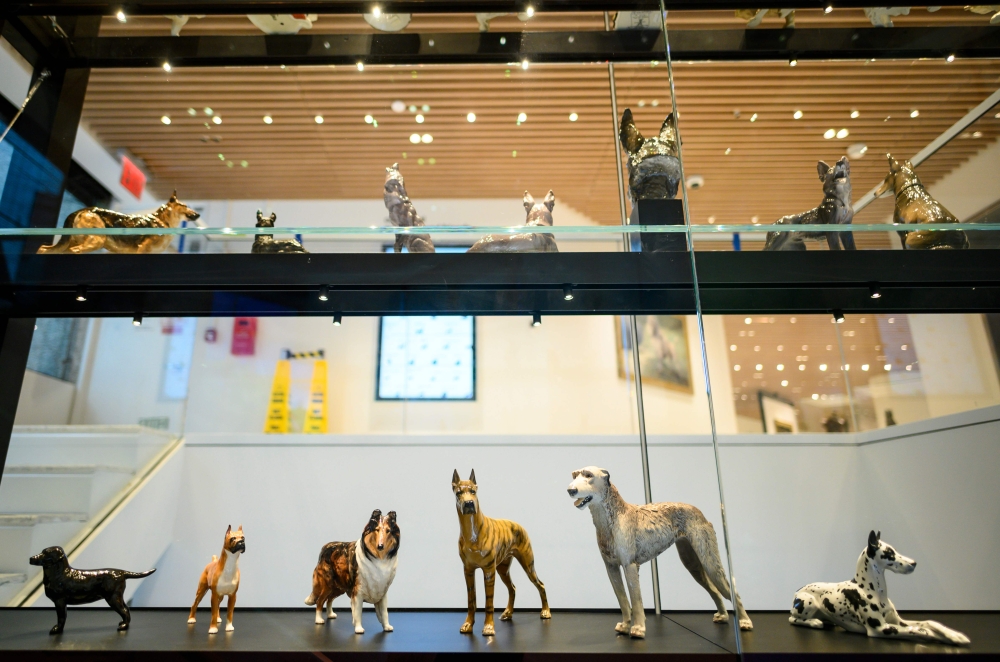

{"left": 384, "top": 163, "right": 435, "bottom": 253}
{"left": 468, "top": 191, "right": 559, "bottom": 253}
{"left": 790, "top": 530, "right": 970, "bottom": 645}
{"left": 567, "top": 466, "right": 751, "bottom": 638}
{"left": 37, "top": 191, "right": 200, "bottom": 254}
{"left": 187, "top": 525, "right": 245, "bottom": 633}
{"left": 306, "top": 509, "right": 400, "bottom": 633}
{"left": 874, "top": 154, "right": 969, "bottom": 249}
{"left": 764, "top": 157, "right": 855, "bottom": 251}
{"left": 251, "top": 211, "right": 308, "bottom": 253}
{"left": 453, "top": 470, "right": 551, "bottom": 636}
{"left": 29, "top": 546, "right": 155, "bottom": 634}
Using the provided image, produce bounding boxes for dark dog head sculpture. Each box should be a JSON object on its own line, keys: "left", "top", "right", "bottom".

{"left": 524, "top": 190, "right": 555, "bottom": 226}
{"left": 29, "top": 546, "right": 68, "bottom": 569}
{"left": 619, "top": 109, "right": 681, "bottom": 203}
{"left": 452, "top": 469, "right": 480, "bottom": 516}
{"left": 256, "top": 210, "right": 277, "bottom": 228}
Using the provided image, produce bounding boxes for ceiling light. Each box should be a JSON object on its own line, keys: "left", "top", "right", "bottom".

{"left": 824, "top": 5, "right": 833, "bottom": 13}
{"left": 422, "top": 105, "right": 430, "bottom": 112}
{"left": 467, "top": 112, "right": 476, "bottom": 122}
{"left": 162, "top": 62, "right": 172, "bottom": 72}
{"left": 824, "top": 129, "right": 836, "bottom": 139}
{"left": 372, "top": 5, "right": 382, "bottom": 18}
{"left": 750, "top": 113, "right": 758, "bottom": 122}
{"left": 793, "top": 110, "right": 803, "bottom": 119}
{"left": 819, "top": 364, "right": 828, "bottom": 371}
{"left": 204, "top": 107, "right": 213, "bottom": 116}
{"left": 517, "top": 112, "right": 527, "bottom": 123}
{"left": 569, "top": 112, "right": 579, "bottom": 122}
{"left": 812, "top": 393, "right": 819, "bottom": 400}
{"left": 862, "top": 364, "right": 870, "bottom": 371}
{"left": 75, "top": 285, "right": 87, "bottom": 302}
{"left": 730, "top": 345, "right": 736, "bottom": 351}
{"left": 315, "top": 115, "right": 324, "bottom": 124}
{"left": 525, "top": 5, "right": 535, "bottom": 17}
{"left": 318, "top": 285, "right": 330, "bottom": 302}
{"left": 789, "top": 58, "right": 797, "bottom": 67}
{"left": 187, "top": 108, "right": 196, "bottom": 116}
{"left": 946, "top": 54, "right": 955, "bottom": 62}
{"left": 708, "top": 216, "right": 716, "bottom": 224}
{"left": 332, "top": 313, "right": 343, "bottom": 326}
{"left": 263, "top": 115, "right": 273, "bottom": 124}
{"left": 850, "top": 110, "right": 860, "bottom": 119}
{"left": 724, "top": 148, "right": 731, "bottom": 155}
{"left": 833, "top": 310, "right": 845, "bottom": 323}
{"left": 415, "top": 114, "right": 424, "bottom": 123}
{"left": 421, "top": 134, "right": 433, "bottom": 143}
{"left": 391, "top": 100, "right": 406, "bottom": 113}
{"left": 777, "top": 364, "right": 784, "bottom": 371}
{"left": 884, "top": 364, "right": 892, "bottom": 371}
{"left": 521, "top": 59, "right": 529, "bottom": 70}
{"left": 755, "top": 364, "right": 763, "bottom": 371}
{"left": 532, "top": 313, "right": 541, "bottom": 327}
{"left": 563, "top": 285, "right": 574, "bottom": 301}
{"left": 357, "top": 62, "right": 365, "bottom": 71}
{"left": 744, "top": 317, "right": 751, "bottom": 324}
{"left": 241, "top": 160, "right": 248, "bottom": 167}
{"left": 116, "top": 10, "right": 126, "bottom": 23}
{"left": 869, "top": 283, "right": 881, "bottom": 299}
{"left": 846, "top": 143, "right": 868, "bottom": 159}
{"left": 910, "top": 109, "right": 920, "bottom": 118}
{"left": 836, "top": 128, "right": 849, "bottom": 139}
{"left": 409, "top": 133, "right": 421, "bottom": 144}
{"left": 364, "top": 114, "right": 374, "bottom": 124}
{"left": 973, "top": 131, "right": 983, "bottom": 138}
{"left": 212, "top": 116, "right": 222, "bottom": 125}
{"left": 799, "top": 365, "right": 805, "bottom": 371}
{"left": 781, "top": 380, "right": 788, "bottom": 386}
{"left": 160, "top": 115, "right": 171, "bottom": 125}
{"left": 132, "top": 315, "right": 143, "bottom": 327}
{"left": 733, "top": 365, "right": 741, "bottom": 371}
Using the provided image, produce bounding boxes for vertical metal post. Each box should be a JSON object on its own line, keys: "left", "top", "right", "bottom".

{"left": 658, "top": 4, "right": 742, "bottom": 654}
{"left": 0, "top": 318, "right": 36, "bottom": 488}
{"left": 605, "top": 11, "right": 661, "bottom": 615}
{"left": 835, "top": 320, "right": 859, "bottom": 432}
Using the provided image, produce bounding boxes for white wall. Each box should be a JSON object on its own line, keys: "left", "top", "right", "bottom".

{"left": 13, "top": 371, "right": 74, "bottom": 425}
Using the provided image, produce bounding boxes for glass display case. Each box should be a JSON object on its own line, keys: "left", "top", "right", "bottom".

{"left": 0, "top": 1, "right": 998, "bottom": 659}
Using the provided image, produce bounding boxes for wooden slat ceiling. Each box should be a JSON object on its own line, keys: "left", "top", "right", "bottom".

{"left": 84, "top": 8, "right": 1000, "bottom": 245}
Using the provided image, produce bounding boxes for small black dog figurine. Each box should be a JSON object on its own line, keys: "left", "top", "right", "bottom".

{"left": 251, "top": 210, "right": 308, "bottom": 253}
{"left": 29, "top": 546, "right": 155, "bottom": 634}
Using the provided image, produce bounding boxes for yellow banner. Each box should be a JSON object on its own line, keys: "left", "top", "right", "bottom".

{"left": 264, "top": 360, "right": 291, "bottom": 434}
{"left": 303, "top": 360, "right": 328, "bottom": 434}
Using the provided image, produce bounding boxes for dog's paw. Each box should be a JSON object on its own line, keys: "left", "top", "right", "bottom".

{"left": 49, "top": 626, "right": 63, "bottom": 635}
{"left": 315, "top": 615, "right": 325, "bottom": 625}
{"left": 500, "top": 610, "right": 513, "bottom": 621}
{"left": 328, "top": 611, "right": 337, "bottom": 619}
{"left": 187, "top": 617, "right": 196, "bottom": 624}
{"left": 460, "top": 622, "right": 474, "bottom": 634}
{"left": 482, "top": 623, "right": 495, "bottom": 636}
{"left": 713, "top": 612, "right": 729, "bottom": 624}
{"left": 208, "top": 626, "right": 219, "bottom": 634}
{"left": 615, "top": 621, "right": 631, "bottom": 634}
{"left": 630, "top": 624, "right": 646, "bottom": 639}
{"left": 117, "top": 622, "right": 129, "bottom": 631}
{"left": 739, "top": 618, "right": 754, "bottom": 631}
{"left": 217, "top": 616, "right": 223, "bottom": 623}
{"left": 942, "top": 630, "right": 970, "bottom": 646}
{"left": 540, "top": 608, "right": 552, "bottom": 620}
{"left": 383, "top": 624, "right": 394, "bottom": 633}
{"left": 354, "top": 626, "right": 365, "bottom": 635}
{"left": 225, "top": 623, "right": 234, "bottom": 632}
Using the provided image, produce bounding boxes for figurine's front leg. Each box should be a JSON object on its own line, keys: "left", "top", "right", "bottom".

{"left": 350, "top": 593, "right": 365, "bottom": 634}
{"left": 605, "top": 561, "right": 631, "bottom": 634}
{"left": 460, "top": 567, "right": 476, "bottom": 634}
{"left": 225, "top": 593, "right": 236, "bottom": 632}
{"left": 482, "top": 568, "right": 496, "bottom": 636}
{"left": 50, "top": 599, "right": 67, "bottom": 635}
{"left": 376, "top": 597, "right": 393, "bottom": 632}
{"left": 623, "top": 563, "right": 645, "bottom": 639}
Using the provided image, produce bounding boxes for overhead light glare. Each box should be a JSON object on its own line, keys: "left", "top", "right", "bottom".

{"left": 517, "top": 112, "right": 527, "bottom": 123}
{"left": 467, "top": 112, "right": 476, "bottom": 122}
{"left": 862, "top": 364, "right": 870, "bottom": 371}
{"left": 319, "top": 285, "right": 330, "bottom": 302}
{"left": 116, "top": 10, "right": 126, "bottom": 23}
{"left": 531, "top": 313, "right": 541, "bottom": 327}
{"left": 315, "top": 115, "right": 324, "bottom": 124}
{"left": 525, "top": 5, "right": 535, "bottom": 17}
{"left": 421, "top": 133, "right": 433, "bottom": 143}
{"left": 850, "top": 110, "right": 860, "bottom": 119}
{"left": 357, "top": 62, "right": 365, "bottom": 71}
{"left": 212, "top": 115, "right": 222, "bottom": 125}
{"left": 75, "top": 285, "right": 88, "bottom": 302}
{"left": 910, "top": 109, "right": 920, "bottom": 118}
{"left": 789, "top": 58, "right": 797, "bottom": 67}
{"left": 372, "top": 5, "right": 382, "bottom": 18}
{"left": 755, "top": 364, "right": 763, "bottom": 371}
{"left": 409, "top": 133, "right": 421, "bottom": 144}
{"left": 824, "top": 5, "right": 833, "bottom": 13}
{"left": 749, "top": 113, "right": 758, "bottom": 122}
{"left": 836, "top": 128, "right": 849, "bottom": 139}
{"left": 946, "top": 54, "right": 955, "bottom": 63}
{"left": 793, "top": 110, "right": 803, "bottom": 119}
{"left": 365, "top": 114, "right": 374, "bottom": 124}
{"left": 162, "top": 62, "right": 172, "bottom": 72}
{"left": 263, "top": 115, "right": 273, "bottom": 124}
{"left": 777, "top": 364, "right": 784, "bottom": 371}
{"left": 819, "top": 364, "right": 828, "bottom": 372}
{"left": 160, "top": 115, "right": 171, "bottom": 125}
{"left": 823, "top": 128, "right": 836, "bottom": 139}
{"left": 569, "top": 112, "right": 578, "bottom": 121}
{"left": 415, "top": 114, "right": 424, "bottom": 123}
{"left": 521, "top": 59, "right": 529, "bottom": 70}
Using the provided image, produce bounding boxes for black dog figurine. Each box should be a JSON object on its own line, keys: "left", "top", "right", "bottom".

{"left": 29, "top": 546, "right": 155, "bottom": 634}
{"left": 251, "top": 210, "right": 308, "bottom": 253}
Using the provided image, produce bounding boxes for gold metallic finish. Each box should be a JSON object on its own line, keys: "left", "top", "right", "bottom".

{"left": 874, "top": 154, "right": 969, "bottom": 250}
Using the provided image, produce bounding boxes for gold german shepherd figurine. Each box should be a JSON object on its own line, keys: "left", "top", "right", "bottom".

{"left": 874, "top": 154, "right": 969, "bottom": 250}
{"left": 452, "top": 469, "right": 551, "bottom": 636}
{"left": 37, "top": 191, "right": 199, "bottom": 254}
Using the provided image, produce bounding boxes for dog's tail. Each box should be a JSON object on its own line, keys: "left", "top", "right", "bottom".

{"left": 304, "top": 593, "right": 316, "bottom": 606}
{"left": 36, "top": 210, "right": 82, "bottom": 254}
{"left": 123, "top": 568, "right": 156, "bottom": 579}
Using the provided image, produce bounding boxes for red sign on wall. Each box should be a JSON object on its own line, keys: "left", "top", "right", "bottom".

{"left": 231, "top": 317, "right": 258, "bottom": 356}
{"left": 120, "top": 156, "right": 146, "bottom": 199}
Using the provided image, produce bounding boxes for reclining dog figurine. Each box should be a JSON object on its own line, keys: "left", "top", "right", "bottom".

{"left": 251, "top": 211, "right": 308, "bottom": 253}
{"left": 468, "top": 191, "right": 558, "bottom": 253}
{"left": 763, "top": 157, "right": 855, "bottom": 251}
{"left": 384, "top": 163, "right": 435, "bottom": 253}
{"left": 790, "top": 530, "right": 970, "bottom": 646}
{"left": 873, "top": 153, "right": 968, "bottom": 249}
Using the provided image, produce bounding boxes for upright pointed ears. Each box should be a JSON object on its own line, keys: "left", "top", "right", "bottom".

{"left": 170, "top": 190, "right": 178, "bottom": 202}
{"left": 659, "top": 112, "right": 675, "bottom": 141}
{"left": 816, "top": 161, "right": 830, "bottom": 179}
{"left": 269, "top": 212, "right": 277, "bottom": 221}
{"left": 619, "top": 108, "right": 644, "bottom": 155}
{"left": 386, "top": 511, "right": 397, "bottom": 524}
{"left": 452, "top": 469, "right": 461, "bottom": 486}
{"left": 867, "top": 530, "right": 879, "bottom": 558}
{"left": 543, "top": 190, "right": 555, "bottom": 211}
{"left": 387, "top": 162, "right": 399, "bottom": 174}
{"left": 469, "top": 469, "right": 477, "bottom": 485}
{"left": 256, "top": 210, "right": 264, "bottom": 222}
{"left": 237, "top": 524, "right": 243, "bottom": 532}
{"left": 523, "top": 191, "right": 535, "bottom": 212}
{"left": 226, "top": 524, "right": 232, "bottom": 535}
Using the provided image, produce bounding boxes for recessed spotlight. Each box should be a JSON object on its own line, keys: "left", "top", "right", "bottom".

{"left": 946, "top": 54, "right": 955, "bottom": 62}
{"left": 869, "top": 283, "right": 881, "bottom": 299}
{"left": 734, "top": 365, "right": 741, "bottom": 372}
{"left": 525, "top": 5, "right": 535, "bottom": 17}
{"left": 421, "top": 133, "right": 433, "bottom": 143}
{"left": 812, "top": 393, "right": 819, "bottom": 400}
{"left": 745, "top": 317, "right": 752, "bottom": 324}
{"left": 467, "top": 112, "right": 476, "bottom": 122}
{"left": 204, "top": 107, "right": 213, "bottom": 116}
{"left": 793, "top": 110, "right": 803, "bottom": 119}
{"left": 824, "top": 129, "right": 836, "bottom": 139}
{"left": 333, "top": 313, "right": 343, "bottom": 326}
{"left": 568, "top": 112, "right": 579, "bottom": 122}
{"left": 824, "top": 5, "right": 833, "bottom": 13}
{"left": 357, "top": 62, "right": 365, "bottom": 71}
{"left": 187, "top": 108, "right": 196, "bottom": 116}
{"left": 532, "top": 313, "right": 541, "bottom": 327}
{"left": 910, "top": 109, "right": 920, "bottom": 118}
{"left": 415, "top": 114, "right": 424, "bottom": 123}
{"left": 160, "top": 115, "right": 171, "bottom": 125}
{"left": 563, "top": 285, "right": 574, "bottom": 301}
{"left": 409, "top": 133, "right": 420, "bottom": 144}
{"left": 212, "top": 115, "right": 222, "bottom": 125}
{"left": 777, "top": 364, "right": 785, "bottom": 371}
{"left": 850, "top": 110, "right": 860, "bottom": 119}
{"left": 789, "top": 58, "right": 798, "bottom": 67}
{"left": 391, "top": 100, "right": 406, "bottom": 113}
{"left": 750, "top": 113, "right": 758, "bottom": 122}
{"left": 422, "top": 105, "right": 430, "bottom": 112}
{"left": 708, "top": 216, "right": 716, "bottom": 224}
{"left": 315, "top": 115, "right": 324, "bottom": 124}
{"left": 755, "top": 364, "right": 763, "bottom": 371}
{"left": 262, "top": 115, "right": 273, "bottom": 124}
{"left": 884, "top": 364, "right": 892, "bottom": 371}
{"left": 517, "top": 112, "right": 527, "bottom": 123}
{"left": 730, "top": 345, "right": 737, "bottom": 351}
{"left": 521, "top": 59, "right": 530, "bottom": 70}
{"left": 241, "top": 160, "right": 248, "bottom": 168}
{"left": 318, "top": 285, "right": 330, "bottom": 302}
{"left": 162, "top": 62, "right": 172, "bottom": 72}
{"left": 116, "top": 10, "right": 126, "bottom": 23}
{"left": 833, "top": 310, "right": 845, "bottom": 323}
{"left": 819, "top": 364, "right": 828, "bottom": 371}
{"left": 724, "top": 147, "right": 731, "bottom": 155}
{"left": 972, "top": 131, "right": 983, "bottom": 138}
{"left": 862, "top": 364, "right": 870, "bottom": 371}
{"left": 799, "top": 365, "right": 806, "bottom": 371}
{"left": 781, "top": 380, "right": 788, "bottom": 387}
{"left": 75, "top": 285, "right": 88, "bottom": 301}
{"left": 132, "top": 315, "right": 143, "bottom": 327}
{"left": 372, "top": 5, "right": 382, "bottom": 18}
{"left": 362, "top": 114, "right": 373, "bottom": 124}
{"left": 836, "top": 128, "right": 849, "bottom": 139}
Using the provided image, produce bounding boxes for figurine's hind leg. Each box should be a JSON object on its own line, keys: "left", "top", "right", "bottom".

{"left": 497, "top": 558, "right": 516, "bottom": 621}
{"left": 107, "top": 589, "right": 131, "bottom": 630}
{"left": 841, "top": 230, "right": 856, "bottom": 250}
{"left": 514, "top": 545, "right": 550, "bottom": 619}
{"left": 188, "top": 576, "right": 209, "bottom": 623}
{"left": 826, "top": 232, "right": 843, "bottom": 250}
{"left": 68, "top": 235, "right": 105, "bottom": 254}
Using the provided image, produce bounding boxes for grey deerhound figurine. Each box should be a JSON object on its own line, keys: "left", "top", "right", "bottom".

{"left": 384, "top": 163, "right": 435, "bottom": 253}
{"left": 764, "top": 157, "right": 855, "bottom": 251}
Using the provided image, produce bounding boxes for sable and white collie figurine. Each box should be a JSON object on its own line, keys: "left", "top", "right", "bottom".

{"left": 306, "top": 509, "right": 400, "bottom": 633}
{"left": 187, "top": 525, "right": 245, "bottom": 633}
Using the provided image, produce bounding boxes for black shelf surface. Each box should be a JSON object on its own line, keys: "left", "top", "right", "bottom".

{"left": 0, "top": 609, "right": 996, "bottom": 659}
{"left": 2, "top": 250, "right": 999, "bottom": 318}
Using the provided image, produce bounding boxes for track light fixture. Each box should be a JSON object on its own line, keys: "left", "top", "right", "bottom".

{"left": 563, "top": 285, "right": 574, "bottom": 301}
{"left": 869, "top": 283, "right": 882, "bottom": 299}
{"left": 75, "top": 285, "right": 87, "bottom": 302}
{"left": 532, "top": 313, "right": 542, "bottom": 327}
{"left": 319, "top": 285, "right": 330, "bottom": 302}
{"left": 333, "top": 313, "right": 342, "bottom": 326}
{"left": 132, "top": 314, "right": 143, "bottom": 327}
{"left": 833, "top": 310, "right": 845, "bottom": 324}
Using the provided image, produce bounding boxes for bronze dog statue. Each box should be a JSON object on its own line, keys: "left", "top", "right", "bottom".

{"left": 874, "top": 154, "right": 969, "bottom": 249}
{"left": 37, "top": 191, "right": 199, "bottom": 254}
{"left": 468, "top": 191, "right": 559, "bottom": 253}
{"left": 251, "top": 211, "right": 308, "bottom": 253}
{"left": 384, "top": 163, "right": 435, "bottom": 253}
{"left": 619, "top": 108, "right": 681, "bottom": 213}
{"left": 764, "top": 157, "right": 855, "bottom": 251}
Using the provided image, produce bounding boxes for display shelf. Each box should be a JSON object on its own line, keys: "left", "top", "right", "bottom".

{"left": 2, "top": 250, "right": 999, "bottom": 317}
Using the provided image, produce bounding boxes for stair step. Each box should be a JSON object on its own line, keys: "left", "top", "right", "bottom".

{"left": 0, "top": 513, "right": 89, "bottom": 527}
{"left": 3, "top": 465, "right": 134, "bottom": 475}
{"left": 0, "top": 573, "right": 27, "bottom": 586}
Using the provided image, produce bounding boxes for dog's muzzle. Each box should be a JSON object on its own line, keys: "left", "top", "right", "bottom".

{"left": 461, "top": 501, "right": 477, "bottom": 514}
{"left": 29, "top": 554, "right": 42, "bottom": 566}
{"left": 569, "top": 489, "right": 593, "bottom": 510}
{"left": 233, "top": 540, "right": 246, "bottom": 553}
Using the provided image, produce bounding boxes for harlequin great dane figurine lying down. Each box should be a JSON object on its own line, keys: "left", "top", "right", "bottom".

{"left": 567, "top": 466, "right": 751, "bottom": 639}
{"left": 790, "top": 530, "right": 970, "bottom": 646}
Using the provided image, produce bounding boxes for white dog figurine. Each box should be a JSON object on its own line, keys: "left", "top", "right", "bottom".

{"left": 790, "top": 530, "right": 970, "bottom": 646}
{"left": 567, "top": 466, "right": 752, "bottom": 639}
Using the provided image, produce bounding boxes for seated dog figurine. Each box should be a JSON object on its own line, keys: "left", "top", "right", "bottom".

{"left": 453, "top": 470, "right": 551, "bottom": 636}
{"left": 468, "top": 191, "right": 559, "bottom": 253}
{"left": 187, "top": 525, "right": 245, "bottom": 633}
{"left": 29, "top": 546, "right": 155, "bottom": 634}
{"left": 790, "top": 530, "right": 970, "bottom": 645}
{"left": 384, "top": 163, "right": 435, "bottom": 253}
{"left": 251, "top": 211, "right": 308, "bottom": 253}
{"left": 764, "top": 157, "right": 855, "bottom": 251}
{"left": 873, "top": 154, "right": 968, "bottom": 249}
{"left": 567, "top": 466, "right": 751, "bottom": 639}
{"left": 306, "top": 509, "right": 400, "bottom": 633}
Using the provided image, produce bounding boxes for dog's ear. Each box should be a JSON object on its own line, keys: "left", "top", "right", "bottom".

{"left": 226, "top": 524, "right": 232, "bottom": 536}
{"left": 816, "top": 161, "right": 830, "bottom": 180}
{"left": 386, "top": 511, "right": 397, "bottom": 523}
{"left": 469, "top": 469, "right": 477, "bottom": 485}
{"left": 256, "top": 210, "right": 263, "bottom": 222}
{"left": 619, "top": 108, "right": 644, "bottom": 156}
{"left": 170, "top": 190, "right": 178, "bottom": 202}
{"left": 571, "top": 470, "right": 581, "bottom": 479}
{"left": 523, "top": 191, "right": 534, "bottom": 213}
{"left": 237, "top": 524, "right": 243, "bottom": 532}
{"left": 364, "top": 510, "right": 381, "bottom": 535}
{"left": 867, "top": 530, "right": 879, "bottom": 558}
{"left": 659, "top": 113, "right": 675, "bottom": 142}
{"left": 269, "top": 212, "right": 276, "bottom": 222}
{"left": 903, "top": 160, "right": 913, "bottom": 170}
{"left": 877, "top": 530, "right": 881, "bottom": 540}
{"left": 387, "top": 163, "right": 399, "bottom": 175}
{"left": 452, "top": 469, "right": 460, "bottom": 487}
{"left": 603, "top": 469, "right": 611, "bottom": 486}
{"left": 543, "top": 190, "right": 555, "bottom": 212}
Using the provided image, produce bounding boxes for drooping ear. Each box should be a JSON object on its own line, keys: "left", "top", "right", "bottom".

{"left": 364, "top": 510, "right": 382, "bottom": 535}
{"left": 619, "top": 108, "right": 644, "bottom": 156}
{"left": 256, "top": 210, "right": 264, "bottom": 222}
{"left": 543, "top": 190, "right": 555, "bottom": 211}
{"left": 571, "top": 470, "right": 581, "bottom": 479}
{"left": 658, "top": 113, "right": 675, "bottom": 141}
{"left": 603, "top": 469, "right": 611, "bottom": 486}
{"left": 816, "top": 161, "right": 830, "bottom": 180}
{"left": 867, "top": 530, "right": 879, "bottom": 558}
{"left": 386, "top": 511, "right": 397, "bottom": 524}
{"left": 469, "top": 469, "right": 477, "bottom": 485}
{"left": 452, "top": 469, "right": 460, "bottom": 486}
{"left": 523, "top": 191, "right": 534, "bottom": 213}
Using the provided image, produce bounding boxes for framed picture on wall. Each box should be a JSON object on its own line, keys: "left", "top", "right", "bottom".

{"left": 615, "top": 315, "right": 693, "bottom": 394}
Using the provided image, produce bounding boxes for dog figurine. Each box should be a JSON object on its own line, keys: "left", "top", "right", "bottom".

{"left": 567, "top": 466, "right": 751, "bottom": 639}
{"left": 37, "top": 191, "right": 199, "bottom": 254}
{"left": 764, "top": 157, "right": 855, "bottom": 251}
{"left": 790, "top": 530, "right": 970, "bottom": 645}
{"left": 29, "top": 546, "right": 155, "bottom": 634}
{"left": 453, "top": 469, "right": 551, "bottom": 636}
{"left": 874, "top": 153, "right": 969, "bottom": 249}
{"left": 619, "top": 108, "right": 681, "bottom": 213}
{"left": 736, "top": 8, "right": 796, "bottom": 27}
{"left": 384, "top": 163, "right": 435, "bottom": 253}
{"left": 468, "top": 191, "right": 559, "bottom": 253}
{"left": 187, "top": 524, "right": 245, "bottom": 633}
{"left": 306, "top": 509, "right": 400, "bottom": 633}
{"left": 251, "top": 211, "right": 308, "bottom": 253}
